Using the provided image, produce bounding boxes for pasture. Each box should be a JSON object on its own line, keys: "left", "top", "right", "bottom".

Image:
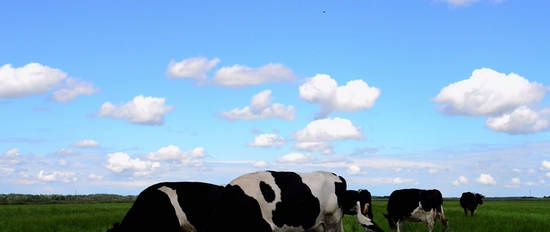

{"left": 0, "top": 198, "right": 549, "bottom": 232}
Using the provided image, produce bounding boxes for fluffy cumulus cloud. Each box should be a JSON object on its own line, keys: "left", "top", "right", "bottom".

{"left": 51, "top": 78, "right": 98, "bottom": 102}
{"left": 220, "top": 90, "right": 295, "bottom": 120}
{"left": 434, "top": 68, "right": 549, "bottom": 134}
{"left": 147, "top": 145, "right": 206, "bottom": 166}
{"left": 105, "top": 152, "right": 160, "bottom": 176}
{"left": 166, "top": 57, "right": 294, "bottom": 86}
{"left": 476, "top": 173, "right": 496, "bottom": 185}
{"left": 294, "top": 117, "right": 361, "bottom": 154}
{"left": 212, "top": 63, "right": 293, "bottom": 86}
{"left": 295, "top": 117, "right": 362, "bottom": 142}
{"left": 299, "top": 74, "right": 381, "bottom": 117}
{"left": 37, "top": 170, "right": 77, "bottom": 183}
{"left": 0, "top": 63, "right": 66, "bottom": 98}
{"left": 486, "top": 106, "right": 550, "bottom": 134}
{"left": 0, "top": 63, "right": 96, "bottom": 101}
{"left": 73, "top": 139, "right": 100, "bottom": 148}
{"left": 434, "top": 68, "right": 545, "bottom": 116}
{"left": 98, "top": 95, "right": 174, "bottom": 125}
{"left": 452, "top": 176, "right": 469, "bottom": 186}
{"left": 276, "top": 153, "right": 314, "bottom": 163}
{"left": 249, "top": 133, "right": 285, "bottom": 147}
{"left": 166, "top": 57, "right": 220, "bottom": 80}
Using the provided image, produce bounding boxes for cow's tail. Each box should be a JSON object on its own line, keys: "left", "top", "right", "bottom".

{"left": 158, "top": 186, "right": 197, "bottom": 232}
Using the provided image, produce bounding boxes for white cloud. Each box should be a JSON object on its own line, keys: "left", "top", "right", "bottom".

{"left": 147, "top": 145, "right": 206, "bottom": 166}
{"left": 452, "top": 176, "right": 468, "bottom": 186}
{"left": 98, "top": 95, "right": 174, "bottom": 125}
{"left": 293, "top": 141, "right": 333, "bottom": 154}
{"left": 433, "top": 68, "right": 545, "bottom": 116}
{"left": 0, "top": 63, "right": 67, "bottom": 98}
{"left": 476, "top": 173, "right": 496, "bottom": 185}
{"left": 212, "top": 63, "right": 293, "bottom": 86}
{"left": 541, "top": 160, "right": 550, "bottom": 170}
{"left": 486, "top": 106, "right": 550, "bottom": 134}
{"left": 2, "top": 148, "right": 19, "bottom": 159}
{"left": 1, "top": 148, "right": 20, "bottom": 165}
{"left": 295, "top": 117, "right": 362, "bottom": 142}
{"left": 441, "top": 0, "right": 504, "bottom": 6}
{"left": 299, "top": 74, "right": 380, "bottom": 117}
{"left": 347, "top": 165, "right": 362, "bottom": 175}
{"left": 253, "top": 161, "right": 269, "bottom": 168}
{"left": 37, "top": 170, "right": 77, "bottom": 183}
{"left": 73, "top": 139, "right": 100, "bottom": 148}
{"left": 249, "top": 133, "right": 285, "bottom": 147}
{"left": 51, "top": 78, "right": 98, "bottom": 102}
{"left": 105, "top": 152, "right": 160, "bottom": 176}
{"left": 220, "top": 90, "right": 295, "bottom": 120}
{"left": 166, "top": 57, "right": 220, "bottom": 80}
{"left": 276, "top": 153, "right": 315, "bottom": 163}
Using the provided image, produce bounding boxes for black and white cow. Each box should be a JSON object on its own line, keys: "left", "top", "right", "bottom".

{"left": 459, "top": 192, "right": 484, "bottom": 216}
{"left": 227, "top": 170, "right": 383, "bottom": 232}
{"left": 107, "top": 171, "right": 383, "bottom": 232}
{"left": 384, "top": 188, "right": 448, "bottom": 232}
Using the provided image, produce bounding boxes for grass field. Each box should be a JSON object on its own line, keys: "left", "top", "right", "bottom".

{"left": 1, "top": 199, "right": 549, "bottom": 231}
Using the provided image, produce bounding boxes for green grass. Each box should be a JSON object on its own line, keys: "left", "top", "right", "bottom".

{"left": 0, "top": 203, "right": 130, "bottom": 232}
{"left": 1, "top": 199, "right": 549, "bottom": 231}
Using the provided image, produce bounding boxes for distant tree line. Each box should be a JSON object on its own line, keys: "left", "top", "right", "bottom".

{"left": 0, "top": 193, "right": 136, "bottom": 204}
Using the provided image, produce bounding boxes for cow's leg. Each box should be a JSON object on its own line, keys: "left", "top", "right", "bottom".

{"left": 439, "top": 206, "right": 449, "bottom": 231}
{"left": 463, "top": 208, "right": 468, "bottom": 216}
{"left": 396, "top": 220, "right": 402, "bottom": 232}
{"left": 426, "top": 209, "right": 436, "bottom": 232}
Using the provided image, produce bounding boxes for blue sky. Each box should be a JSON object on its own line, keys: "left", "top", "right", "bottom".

{"left": 1, "top": 0, "right": 550, "bottom": 197}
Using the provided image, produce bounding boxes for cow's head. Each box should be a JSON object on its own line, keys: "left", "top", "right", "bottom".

{"left": 475, "top": 193, "right": 485, "bottom": 205}
{"left": 343, "top": 190, "right": 374, "bottom": 217}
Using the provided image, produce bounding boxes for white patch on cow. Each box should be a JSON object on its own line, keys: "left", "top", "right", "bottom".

{"left": 158, "top": 186, "right": 196, "bottom": 232}
{"left": 403, "top": 202, "right": 442, "bottom": 232}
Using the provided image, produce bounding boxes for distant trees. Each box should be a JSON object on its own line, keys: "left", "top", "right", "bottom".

{"left": 0, "top": 194, "right": 135, "bottom": 204}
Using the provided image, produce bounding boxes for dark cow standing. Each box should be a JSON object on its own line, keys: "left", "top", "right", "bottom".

{"left": 459, "top": 192, "right": 484, "bottom": 216}
{"left": 384, "top": 188, "right": 448, "bottom": 232}
{"left": 107, "top": 171, "right": 383, "bottom": 232}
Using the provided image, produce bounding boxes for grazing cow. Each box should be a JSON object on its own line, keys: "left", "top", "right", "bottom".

{"left": 459, "top": 192, "right": 484, "bottom": 216}
{"left": 384, "top": 188, "right": 448, "bottom": 232}
{"left": 107, "top": 171, "right": 383, "bottom": 232}
{"left": 226, "top": 170, "right": 383, "bottom": 232}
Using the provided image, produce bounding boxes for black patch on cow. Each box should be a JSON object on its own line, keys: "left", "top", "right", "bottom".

{"left": 269, "top": 171, "right": 321, "bottom": 229}
{"left": 208, "top": 184, "right": 272, "bottom": 232}
{"left": 111, "top": 182, "right": 190, "bottom": 232}
{"left": 260, "top": 181, "right": 276, "bottom": 203}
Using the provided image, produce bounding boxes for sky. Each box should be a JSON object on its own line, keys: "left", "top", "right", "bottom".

{"left": 1, "top": 0, "right": 550, "bottom": 197}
